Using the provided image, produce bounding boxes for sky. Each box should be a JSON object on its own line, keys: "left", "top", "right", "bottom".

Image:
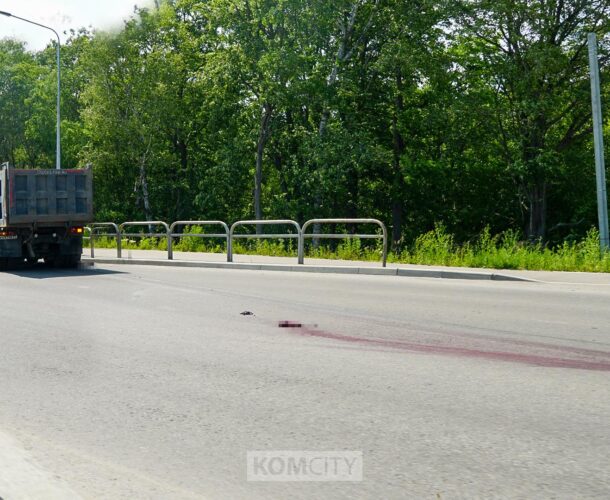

{"left": 0, "top": 0, "right": 154, "bottom": 50}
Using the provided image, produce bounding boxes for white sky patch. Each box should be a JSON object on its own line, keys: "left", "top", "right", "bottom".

{"left": 0, "top": 0, "right": 155, "bottom": 50}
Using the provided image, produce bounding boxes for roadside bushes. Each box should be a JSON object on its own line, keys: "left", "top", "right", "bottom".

{"left": 85, "top": 224, "right": 610, "bottom": 272}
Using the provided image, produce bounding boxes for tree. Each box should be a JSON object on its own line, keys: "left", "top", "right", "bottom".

{"left": 3, "top": 0, "right": 608, "bottom": 249}
{"left": 207, "top": 0, "right": 319, "bottom": 228}
{"left": 454, "top": 0, "right": 610, "bottom": 240}
{"left": 82, "top": 2, "right": 211, "bottom": 222}
{"left": 23, "top": 29, "right": 92, "bottom": 170}
{"left": 0, "top": 40, "right": 40, "bottom": 166}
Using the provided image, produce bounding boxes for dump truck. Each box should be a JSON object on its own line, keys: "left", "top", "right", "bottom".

{"left": 0, "top": 165, "right": 93, "bottom": 269}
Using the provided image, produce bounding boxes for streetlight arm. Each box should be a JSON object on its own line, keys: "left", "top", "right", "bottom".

{"left": 0, "top": 12, "right": 60, "bottom": 43}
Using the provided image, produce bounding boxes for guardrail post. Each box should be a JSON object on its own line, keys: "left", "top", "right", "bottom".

{"left": 227, "top": 228, "right": 235, "bottom": 262}
{"left": 168, "top": 230, "right": 174, "bottom": 260}
{"left": 87, "top": 223, "right": 121, "bottom": 259}
{"left": 116, "top": 228, "right": 122, "bottom": 258}
{"left": 381, "top": 224, "right": 388, "bottom": 267}
{"left": 91, "top": 228, "right": 95, "bottom": 258}
{"left": 164, "top": 225, "right": 171, "bottom": 260}
{"left": 298, "top": 232, "right": 304, "bottom": 265}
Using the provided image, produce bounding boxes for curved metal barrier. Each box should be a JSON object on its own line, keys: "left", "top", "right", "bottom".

{"left": 85, "top": 217, "right": 387, "bottom": 267}
{"left": 299, "top": 218, "right": 388, "bottom": 267}
{"left": 119, "top": 221, "right": 170, "bottom": 255}
{"left": 87, "top": 222, "right": 122, "bottom": 258}
{"left": 168, "top": 221, "right": 230, "bottom": 261}
{"left": 229, "top": 220, "right": 301, "bottom": 263}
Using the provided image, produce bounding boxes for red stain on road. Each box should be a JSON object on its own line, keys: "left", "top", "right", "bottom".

{"left": 425, "top": 328, "right": 610, "bottom": 360}
{"left": 280, "top": 323, "right": 610, "bottom": 371}
{"left": 278, "top": 320, "right": 303, "bottom": 328}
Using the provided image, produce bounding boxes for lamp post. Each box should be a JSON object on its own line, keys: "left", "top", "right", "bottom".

{"left": 0, "top": 11, "right": 61, "bottom": 170}
{"left": 588, "top": 33, "right": 609, "bottom": 251}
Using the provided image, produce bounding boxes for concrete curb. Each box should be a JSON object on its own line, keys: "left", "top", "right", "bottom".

{"left": 83, "top": 257, "right": 534, "bottom": 282}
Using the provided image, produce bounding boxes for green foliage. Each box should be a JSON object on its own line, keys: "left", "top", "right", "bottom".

{"left": 2, "top": 0, "right": 610, "bottom": 257}
{"left": 395, "top": 226, "right": 610, "bottom": 273}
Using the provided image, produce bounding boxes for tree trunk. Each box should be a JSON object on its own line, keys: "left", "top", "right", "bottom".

{"left": 391, "top": 70, "right": 406, "bottom": 249}
{"left": 525, "top": 181, "right": 547, "bottom": 242}
{"left": 522, "top": 123, "right": 547, "bottom": 242}
{"left": 139, "top": 155, "right": 153, "bottom": 233}
{"left": 254, "top": 102, "right": 273, "bottom": 234}
{"left": 317, "top": 4, "right": 358, "bottom": 137}
{"left": 172, "top": 136, "right": 189, "bottom": 219}
{"left": 391, "top": 201, "right": 403, "bottom": 247}
{"left": 347, "top": 169, "right": 359, "bottom": 231}
{"left": 313, "top": 4, "right": 361, "bottom": 246}
{"left": 274, "top": 151, "right": 288, "bottom": 198}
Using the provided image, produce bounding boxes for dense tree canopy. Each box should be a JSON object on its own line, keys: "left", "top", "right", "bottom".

{"left": 0, "top": 0, "right": 608, "bottom": 245}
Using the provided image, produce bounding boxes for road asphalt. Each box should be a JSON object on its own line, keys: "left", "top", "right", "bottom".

{"left": 0, "top": 262, "right": 609, "bottom": 499}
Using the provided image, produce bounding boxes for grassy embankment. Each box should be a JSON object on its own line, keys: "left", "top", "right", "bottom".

{"left": 86, "top": 225, "right": 610, "bottom": 273}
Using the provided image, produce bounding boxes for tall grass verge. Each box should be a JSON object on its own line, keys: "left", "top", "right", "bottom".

{"left": 85, "top": 224, "right": 610, "bottom": 273}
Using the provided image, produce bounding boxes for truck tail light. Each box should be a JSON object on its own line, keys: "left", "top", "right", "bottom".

{"left": 0, "top": 230, "right": 16, "bottom": 237}
{"left": 70, "top": 226, "right": 84, "bottom": 235}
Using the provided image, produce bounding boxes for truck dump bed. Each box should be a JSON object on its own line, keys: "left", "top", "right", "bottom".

{"left": 0, "top": 167, "right": 93, "bottom": 226}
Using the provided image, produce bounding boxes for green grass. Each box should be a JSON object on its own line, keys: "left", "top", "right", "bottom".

{"left": 394, "top": 225, "right": 610, "bottom": 272}
{"left": 85, "top": 224, "right": 610, "bottom": 273}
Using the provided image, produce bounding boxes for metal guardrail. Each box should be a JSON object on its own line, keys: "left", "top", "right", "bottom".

{"left": 299, "top": 218, "right": 388, "bottom": 267}
{"left": 119, "top": 221, "right": 170, "bottom": 254}
{"left": 85, "top": 217, "right": 387, "bottom": 267}
{"left": 228, "top": 220, "right": 301, "bottom": 263}
{"left": 168, "top": 221, "right": 230, "bottom": 261}
{"left": 86, "top": 222, "right": 122, "bottom": 258}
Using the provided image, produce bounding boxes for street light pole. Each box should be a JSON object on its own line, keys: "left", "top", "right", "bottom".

{"left": 0, "top": 11, "right": 61, "bottom": 170}
{"left": 587, "top": 33, "right": 609, "bottom": 251}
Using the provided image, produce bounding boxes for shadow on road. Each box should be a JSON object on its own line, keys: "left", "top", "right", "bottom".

{"left": 3, "top": 262, "right": 126, "bottom": 279}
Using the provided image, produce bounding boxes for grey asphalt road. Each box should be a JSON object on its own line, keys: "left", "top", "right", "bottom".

{"left": 0, "top": 264, "right": 609, "bottom": 499}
